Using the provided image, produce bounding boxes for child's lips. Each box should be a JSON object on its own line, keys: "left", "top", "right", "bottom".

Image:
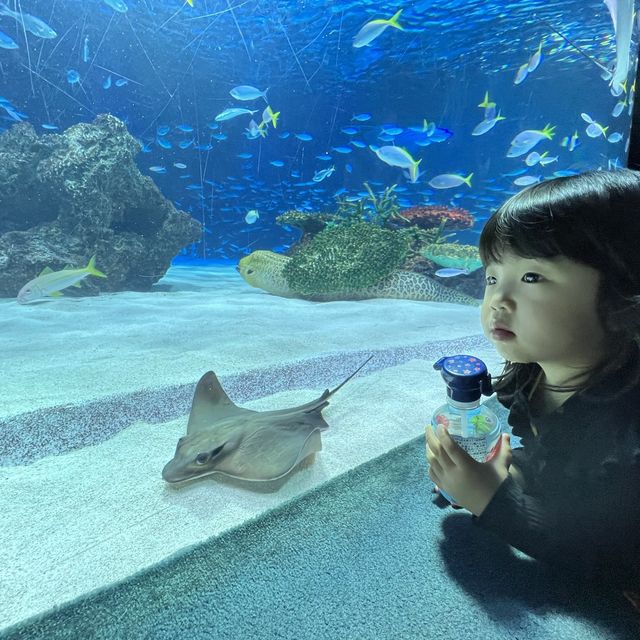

{"left": 491, "top": 327, "right": 516, "bottom": 340}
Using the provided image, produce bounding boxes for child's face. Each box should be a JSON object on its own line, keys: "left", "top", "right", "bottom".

{"left": 480, "top": 251, "right": 608, "bottom": 381}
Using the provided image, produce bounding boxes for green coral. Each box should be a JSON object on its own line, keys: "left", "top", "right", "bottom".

{"left": 334, "top": 182, "right": 403, "bottom": 227}
{"left": 283, "top": 221, "right": 409, "bottom": 296}
{"left": 421, "top": 242, "right": 482, "bottom": 272}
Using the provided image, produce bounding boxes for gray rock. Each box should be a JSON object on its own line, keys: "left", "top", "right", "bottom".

{"left": 0, "top": 114, "right": 201, "bottom": 298}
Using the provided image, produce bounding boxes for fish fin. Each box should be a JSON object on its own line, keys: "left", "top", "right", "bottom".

{"left": 187, "top": 371, "right": 257, "bottom": 435}
{"left": 86, "top": 255, "right": 107, "bottom": 278}
{"left": 388, "top": 8, "right": 404, "bottom": 29}
{"left": 464, "top": 172, "right": 474, "bottom": 187}
{"left": 38, "top": 266, "right": 54, "bottom": 277}
{"left": 50, "top": 290, "right": 64, "bottom": 298}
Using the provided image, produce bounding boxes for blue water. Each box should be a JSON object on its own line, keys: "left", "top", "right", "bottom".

{"left": 0, "top": 0, "right": 635, "bottom": 261}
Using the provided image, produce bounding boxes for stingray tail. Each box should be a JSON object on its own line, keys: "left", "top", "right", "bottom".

{"left": 327, "top": 354, "right": 374, "bottom": 397}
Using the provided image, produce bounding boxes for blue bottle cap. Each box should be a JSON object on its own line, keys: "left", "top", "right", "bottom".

{"left": 433, "top": 354, "right": 493, "bottom": 403}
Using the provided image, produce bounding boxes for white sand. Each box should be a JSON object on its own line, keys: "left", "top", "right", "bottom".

{"left": 0, "top": 264, "right": 503, "bottom": 631}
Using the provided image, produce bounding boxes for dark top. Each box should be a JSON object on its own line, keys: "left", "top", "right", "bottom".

{"left": 473, "top": 345, "right": 640, "bottom": 591}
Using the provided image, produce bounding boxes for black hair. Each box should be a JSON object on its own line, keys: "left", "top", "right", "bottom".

{"left": 479, "top": 168, "right": 640, "bottom": 399}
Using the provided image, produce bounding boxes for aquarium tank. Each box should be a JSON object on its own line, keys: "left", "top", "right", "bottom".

{"left": 1, "top": 0, "right": 639, "bottom": 638}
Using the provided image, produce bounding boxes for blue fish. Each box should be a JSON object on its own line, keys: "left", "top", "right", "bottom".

{"left": 270, "top": 160, "right": 285, "bottom": 167}
{"left": 156, "top": 137, "right": 172, "bottom": 149}
{"left": 103, "top": 75, "right": 112, "bottom": 89}
{"left": 41, "top": 123, "right": 58, "bottom": 130}
{"left": 0, "top": 29, "right": 18, "bottom": 49}
{"left": 340, "top": 126, "right": 359, "bottom": 135}
{"left": 295, "top": 133, "right": 313, "bottom": 141}
{"left": 332, "top": 146, "right": 352, "bottom": 154}
{"left": 115, "top": 78, "right": 128, "bottom": 87}
{"left": 103, "top": 0, "right": 128, "bottom": 12}
{"left": 435, "top": 268, "right": 470, "bottom": 278}
{"left": 352, "top": 113, "right": 372, "bottom": 122}
{"left": 0, "top": 3, "right": 57, "bottom": 39}
{"left": 156, "top": 125, "right": 170, "bottom": 136}
{"left": 176, "top": 124, "right": 194, "bottom": 132}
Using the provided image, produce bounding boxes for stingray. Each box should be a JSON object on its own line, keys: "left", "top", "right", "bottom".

{"left": 162, "top": 356, "right": 373, "bottom": 484}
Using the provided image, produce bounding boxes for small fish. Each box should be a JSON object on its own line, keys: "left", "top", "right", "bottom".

{"left": 82, "top": 35, "right": 90, "bottom": 62}
{"left": 115, "top": 78, "right": 128, "bottom": 87}
{"left": 103, "top": 75, "right": 112, "bottom": 89}
{"left": 103, "top": 0, "right": 128, "bottom": 12}
{"left": 179, "top": 139, "right": 194, "bottom": 149}
{"left": 41, "top": 123, "right": 58, "bottom": 130}
{"left": 17, "top": 256, "right": 106, "bottom": 304}
{"left": 261, "top": 105, "right": 280, "bottom": 128}
{"left": 539, "top": 155, "right": 558, "bottom": 166}
{"left": 269, "top": 160, "right": 284, "bottom": 167}
{"left": 149, "top": 165, "right": 167, "bottom": 173}
{"left": 245, "top": 119, "right": 267, "bottom": 139}
{"left": 215, "top": 107, "right": 257, "bottom": 122}
{"left": 608, "top": 132, "right": 623, "bottom": 143}
{"left": 237, "top": 152, "right": 253, "bottom": 159}
{"left": 513, "top": 175, "right": 541, "bottom": 186}
{"left": 471, "top": 111, "right": 505, "bottom": 136}
{"left": 352, "top": 113, "right": 372, "bottom": 122}
{"left": 313, "top": 165, "right": 335, "bottom": 182}
{"left": 156, "top": 137, "right": 172, "bottom": 149}
{"left": 0, "top": 29, "right": 18, "bottom": 49}
{"left": 67, "top": 69, "right": 80, "bottom": 84}
{"left": 176, "top": 124, "right": 194, "bottom": 132}
{"left": 581, "top": 113, "right": 608, "bottom": 138}
{"left": 340, "top": 126, "right": 359, "bottom": 135}
{"left": 435, "top": 268, "right": 470, "bottom": 278}
{"left": 332, "top": 146, "right": 352, "bottom": 154}
{"left": 245, "top": 209, "right": 259, "bottom": 224}
{"left": 0, "top": 3, "right": 57, "bottom": 39}
{"left": 507, "top": 124, "right": 555, "bottom": 157}
{"left": 230, "top": 85, "right": 268, "bottom": 101}
{"left": 428, "top": 172, "right": 473, "bottom": 189}
{"left": 173, "top": 162, "right": 187, "bottom": 169}
{"left": 527, "top": 39, "right": 543, "bottom": 73}
{"left": 295, "top": 132, "right": 313, "bottom": 141}
{"left": 560, "top": 130, "right": 579, "bottom": 152}
{"left": 372, "top": 145, "right": 422, "bottom": 183}
{"left": 156, "top": 125, "right": 170, "bottom": 136}
{"left": 514, "top": 62, "right": 529, "bottom": 85}
{"left": 612, "top": 98, "right": 627, "bottom": 117}
{"left": 525, "top": 151, "right": 547, "bottom": 166}
{"left": 353, "top": 9, "right": 404, "bottom": 48}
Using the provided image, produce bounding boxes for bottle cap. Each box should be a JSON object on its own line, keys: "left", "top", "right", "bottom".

{"left": 433, "top": 354, "right": 493, "bottom": 403}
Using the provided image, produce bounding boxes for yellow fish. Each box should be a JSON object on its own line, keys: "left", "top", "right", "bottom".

{"left": 17, "top": 255, "right": 106, "bottom": 304}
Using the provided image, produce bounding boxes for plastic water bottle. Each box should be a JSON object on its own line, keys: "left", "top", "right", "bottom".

{"left": 430, "top": 354, "right": 502, "bottom": 506}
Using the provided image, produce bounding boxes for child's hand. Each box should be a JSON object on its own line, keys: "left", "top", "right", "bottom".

{"left": 426, "top": 425, "right": 512, "bottom": 516}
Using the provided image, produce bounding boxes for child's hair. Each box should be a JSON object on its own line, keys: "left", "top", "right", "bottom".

{"left": 479, "top": 169, "right": 640, "bottom": 399}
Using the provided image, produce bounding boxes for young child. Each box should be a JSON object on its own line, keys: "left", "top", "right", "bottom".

{"left": 426, "top": 169, "right": 640, "bottom": 613}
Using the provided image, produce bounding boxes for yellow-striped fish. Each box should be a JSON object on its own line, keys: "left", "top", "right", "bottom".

{"left": 17, "top": 255, "right": 106, "bottom": 304}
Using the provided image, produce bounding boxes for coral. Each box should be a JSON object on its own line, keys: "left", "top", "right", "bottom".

{"left": 421, "top": 242, "right": 482, "bottom": 272}
{"left": 275, "top": 209, "right": 342, "bottom": 251}
{"left": 0, "top": 115, "right": 201, "bottom": 297}
{"left": 282, "top": 221, "right": 409, "bottom": 296}
{"left": 395, "top": 205, "right": 474, "bottom": 231}
{"left": 335, "top": 183, "right": 402, "bottom": 227}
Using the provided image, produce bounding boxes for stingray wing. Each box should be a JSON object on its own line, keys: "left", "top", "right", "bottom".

{"left": 214, "top": 414, "right": 325, "bottom": 481}
{"left": 187, "top": 371, "right": 260, "bottom": 435}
